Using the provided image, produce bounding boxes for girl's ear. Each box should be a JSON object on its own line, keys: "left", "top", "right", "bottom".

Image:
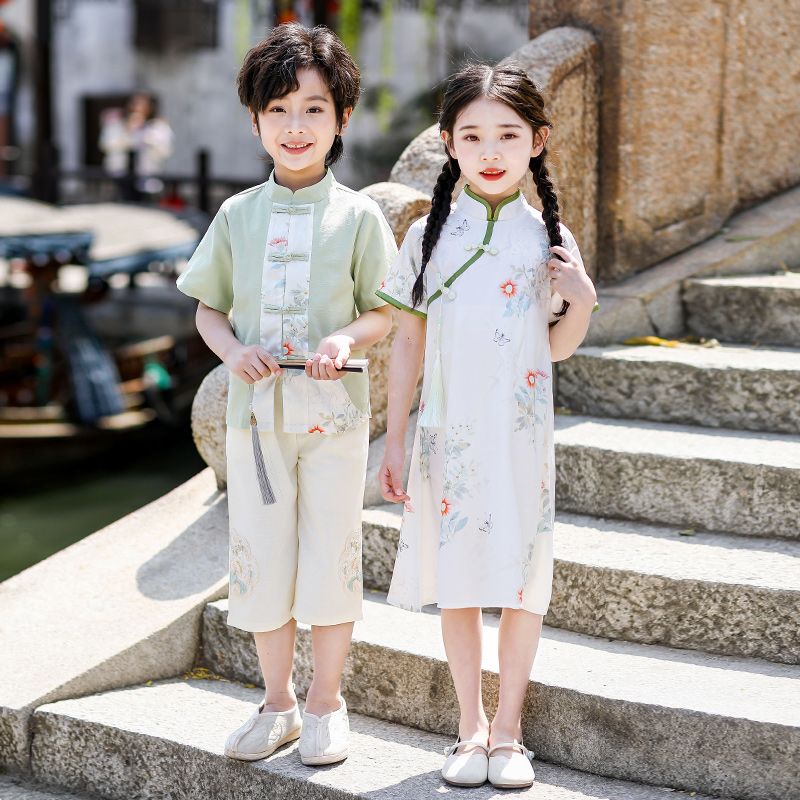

{"left": 251, "top": 112, "right": 260, "bottom": 137}
{"left": 339, "top": 107, "right": 353, "bottom": 133}
{"left": 441, "top": 130, "right": 457, "bottom": 160}
{"left": 531, "top": 127, "right": 550, "bottom": 157}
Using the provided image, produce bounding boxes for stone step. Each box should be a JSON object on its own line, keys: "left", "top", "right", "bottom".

{"left": 361, "top": 505, "right": 800, "bottom": 664}
{"left": 0, "top": 775, "right": 87, "bottom": 800}
{"left": 202, "top": 595, "right": 800, "bottom": 800}
{"left": 553, "top": 414, "right": 800, "bottom": 540}
{"left": 555, "top": 342, "right": 800, "bottom": 434}
{"left": 28, "top": 679, "right": 714, "bottom": 800}
{"left": 684, "top": 272, "right": 800, "bottom": 347}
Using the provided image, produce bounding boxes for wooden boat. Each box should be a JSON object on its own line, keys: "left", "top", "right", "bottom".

{"left": 0, "top": 198, "right": 217, "bottom": 481}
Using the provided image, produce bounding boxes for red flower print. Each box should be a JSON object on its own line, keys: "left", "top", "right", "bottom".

{"left": 500, "top": 279, "right": 517, "bottom": 298}
{"left": 525, "top": 368, "right": 550, "bottom": 388}
{"left": 440, "top": 498, "right": 451, "bottom": 516}
{"left": 282, "top": 341, "right": 294, "bottom": 357}
{"left": 379, "top": 279, "right": 386, "bottom": 290}
{"left": 269, "top": 236, "right": 288, "bottom": 247}
{"left": 308, "top": 425, "right": 325, "bottom": 434}
{"left": 517, "top": 587, "right": 524, "bottom": 605}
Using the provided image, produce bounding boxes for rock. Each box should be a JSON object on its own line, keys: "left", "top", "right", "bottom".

{"left": 190, "top": 365, "right": 228, "bottom": 490}
{"left": 360, "top": 182, "right": 431, "bottom": 245}
{"left": 530, "top": 2, "right": 800, "bottom": 281}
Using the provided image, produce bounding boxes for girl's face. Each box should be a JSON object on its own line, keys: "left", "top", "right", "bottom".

{"left": 252, "top": 67, "right": 351, "bottom": 187}
{"left": 443, "top": 96, "right": 548, "bottom": 204}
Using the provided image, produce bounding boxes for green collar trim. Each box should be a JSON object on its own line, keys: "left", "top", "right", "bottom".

{"left": 464, "top": 185, "right": 521, "bottom": 221}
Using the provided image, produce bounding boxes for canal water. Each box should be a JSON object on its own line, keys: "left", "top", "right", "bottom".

{"left": 0, "top": 426, "right": 205, "bottom": 582}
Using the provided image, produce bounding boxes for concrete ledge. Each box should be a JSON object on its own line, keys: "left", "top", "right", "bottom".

{"left": 684, "top": 272, "right": 800, "bottom": 347}
{"left": 0, "top": 775, "right": 86, "bottom": 799}
{"left": 585, "top": 185, "right": 800, "bottom": 345}
{"left": 554, "top": 414, "right": 800, "bottom": 539}
{"left": 202, "top": 596, "right": 800, "bottom": 800}
{"left": 556, "top": 343, "right": 800, "bottom": 434}
{"left": 0, "top": 468, "right": 228, "bottom": 772}
{"left": 362, "top": 505, "right": 800, "bottom": 663}
{"left": 30, "top": 679, "right": 712, "bottom": 800}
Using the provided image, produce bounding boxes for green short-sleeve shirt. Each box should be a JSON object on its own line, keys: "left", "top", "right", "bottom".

{"left": 177, "top": 169, "right": 397, "bottom": 429}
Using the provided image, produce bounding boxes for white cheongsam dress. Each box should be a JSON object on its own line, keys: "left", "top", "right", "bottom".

{"left": 378, "top": 185, "right": 581, "bottom": 615}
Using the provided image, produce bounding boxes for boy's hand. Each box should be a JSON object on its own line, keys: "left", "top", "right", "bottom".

{"left": 223, "top": 343, "right": 282, "bottom": 384}
{"left": 306, "top": 334, "right": 352, "bottom": 381}
{"left": 380, "top": 439, "right": 410, "bottom": 506}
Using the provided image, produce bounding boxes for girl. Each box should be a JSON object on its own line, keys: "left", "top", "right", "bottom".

{"left": 178, "top": 24, "right": 396, "bottom": 766}
{"left": 377, "top": 63, "right": 597, "bottom": 789}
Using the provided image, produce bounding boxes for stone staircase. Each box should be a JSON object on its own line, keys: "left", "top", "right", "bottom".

{"left": 8, "top": 270, "right": 799, "bottom": 800}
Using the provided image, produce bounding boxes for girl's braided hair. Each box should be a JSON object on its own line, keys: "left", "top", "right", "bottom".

{"left": 237, "top": 23, "right": 360, "bottom": 168}
{"left": 411, "top": 62, "right": 570, "bottom": 325}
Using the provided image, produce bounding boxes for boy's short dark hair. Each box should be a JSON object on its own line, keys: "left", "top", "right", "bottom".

{"left": 237, "top": 23, "right": 360, "bottom": 129}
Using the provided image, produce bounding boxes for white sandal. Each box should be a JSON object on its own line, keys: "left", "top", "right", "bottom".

{"left": 441, "top": 737, "right": 489, "bottom": 787}
{"left": 487, "top": 739, "right": 535, "bottom": 788}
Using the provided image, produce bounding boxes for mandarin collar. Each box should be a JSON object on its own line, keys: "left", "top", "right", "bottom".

{"left": 455, "top": 184, "right": 526, "bottom": 222}
{"left": 265, "top": 168, "right": 336, "bottom": 204}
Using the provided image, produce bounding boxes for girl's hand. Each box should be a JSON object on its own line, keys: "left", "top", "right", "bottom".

{"left": 223, "top": 343, "right": 282, "bottom": 384}
{"left": 380, "top": 439, "right": 410, "bottom": 505}
{"left": 306, "top": 334, "right": 352, "bottom": 380}
{"left": 548, "top": 245, "right": 597, "bottom": 308}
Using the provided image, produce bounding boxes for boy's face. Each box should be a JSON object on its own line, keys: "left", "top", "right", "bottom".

{"left": 252, "top": 67, "right": 350, "bottom": 185}
{"left": 443, "top": 97, "right": 547, "bottom": 203}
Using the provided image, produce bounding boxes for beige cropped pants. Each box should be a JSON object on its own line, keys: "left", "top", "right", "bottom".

{"left": 225, "top": 411, "right": 369, "bottom": 633}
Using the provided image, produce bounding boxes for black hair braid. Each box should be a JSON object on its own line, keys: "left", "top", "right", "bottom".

{"left": 325, "top": 134, "right": 344, "bottom": 167}
{"left": 531, "top": 151, "right": 570, "bottom": 326}
{"left": 411, "top": 157, "right": 460, "bottom": 308}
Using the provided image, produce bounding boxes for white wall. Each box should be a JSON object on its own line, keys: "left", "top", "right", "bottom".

{"left": 4, "top": 0, "right": 529, "bottom": 193}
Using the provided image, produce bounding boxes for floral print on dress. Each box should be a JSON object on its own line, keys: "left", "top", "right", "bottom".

{"left": 419, "top": 428, "right": 438, "bottom": 480}
{"left": 514, "top": 368, "right": 550, "bottom": 443}
{"left": 229, "top": 527, "right": 258, "bottom": 597}
{"left": 439, "top": 423, "right": 476, "bottom": 547}
{"left": 519, "top": 463, "right": 554, "bottom": 602}
{"left": 338, "top": 531, "right": 363, "bottom": 593}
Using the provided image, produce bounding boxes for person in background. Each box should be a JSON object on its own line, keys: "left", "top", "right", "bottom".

{"left": 99, "top": 91, "right": 173, "bottom": 200}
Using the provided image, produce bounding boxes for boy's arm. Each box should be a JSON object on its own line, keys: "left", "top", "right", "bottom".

{"left": 380, "top": 311, "right": 426, "bottom": 503}
{"left": 196, "top": 302, "right": 282, "bottom": 384}
{"left": 306, "top": 304, "right": 393, "bottom": 380}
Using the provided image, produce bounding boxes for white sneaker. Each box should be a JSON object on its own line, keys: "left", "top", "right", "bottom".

{"left": 487, "top": 739, "right": 535, "bottom": 788}
{"left": 298, "top": 698, "right": 350, "bottom": 766}
{"left": 441, "top": 738, "right": 489, "bottom": 787}
{"left": 224, "top": 702, "right": 302, "bottom": 761}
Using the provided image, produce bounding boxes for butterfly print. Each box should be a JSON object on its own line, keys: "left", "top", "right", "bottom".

{"left": 494, "top": 329, "right": 510, "bottom": 347}
{"left": 450, "top": 218, "right": 470, "bottom": 237}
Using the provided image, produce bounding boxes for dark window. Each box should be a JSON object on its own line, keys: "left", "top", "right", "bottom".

{"left": 134, "top": 0, "right": 219, "bottom": 52}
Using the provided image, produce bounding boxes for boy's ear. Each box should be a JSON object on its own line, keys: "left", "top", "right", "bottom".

{"left": 339, "top": 107, "right": 353, "bottom": 132}
{"left": 532, "top": 127, "right": 549, "bottom": 157}
{"left": 251, "top": 111, "right": 260, "bottom": 137}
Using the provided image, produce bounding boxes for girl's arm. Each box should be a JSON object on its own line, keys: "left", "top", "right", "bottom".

{"left": 195, "top": 302, "right": 282, "bottom": 383}
{"left": 379, "top": 311, "right": 426, "bottom": 503}
{"left": 547, "top": 244, "right": 597, "bottom": 362}
{"left": 307, "top": 304, "right": 393, "bottom": 380}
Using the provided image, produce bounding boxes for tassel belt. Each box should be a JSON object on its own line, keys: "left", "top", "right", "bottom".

{"left": 267, "top": 252, "right": 310, "bottom": 262}
{"left": 262, "top": 302, "right": 306, "bottom": 314}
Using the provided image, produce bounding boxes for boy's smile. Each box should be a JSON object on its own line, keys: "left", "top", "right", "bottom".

{"left": 252, "top": 67, "right": 351, "bottom": 192}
